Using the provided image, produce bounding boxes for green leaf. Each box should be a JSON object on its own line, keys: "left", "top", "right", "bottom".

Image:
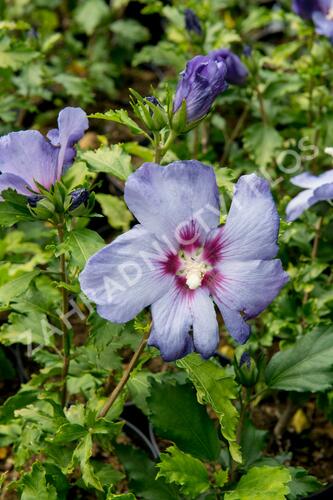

{"left": 107, "top": 494, "right": 136, "bottom": 500}
{"left": 89, "top": 109, "right": 145, "bottom": 135}
{"left": 82, "top": 144, "right": 133, "bottom": 180}
{"left": 157, "top": 445, "right": 210, "bottom": 499}
{"left": 240, "top": 418, "right": 267, "bottom": 470}
{"left": 51, "top": 423, "right": 87, "bottom": 444}
{"left": 96, "top": 194, "right": 133, "bottom": 231}
{"left": 0, "top": 271, "right": 39, "bottom": 305}
{"left": 147, "top": 379, "right": 220, "bottom": 461}
{"left": 67, "top": 228, "right": 104, "bottom": 268}
{"left": 265, "top": 326, "right": 333, "bottom": 392}
{"left": 243, "top": 123, "right": 283, "bottom": 167}
{"left": 74, "top": 0, "right": 110, "bottom": 35}
{"left": 73, "top": 433, "right": 103, "bottom": 491}
{"left": 0, "top": 38, "right": 39, "bottom": 70}
{"left": 116, "top": 445, "right": 177, "bottom": 500}
{"left": 12, "top": 461, "right": 57, "bottom": 500}
{"left": 0, "top": 347, "right": 16, "bottom": 380}
{"left": 0, "top": 389, "right": 38, "bottom": 423}
{"left": 224, "top": 465, "right": 291, "bottom": 500}
{"left": 177, "top": 353, "right": 240, "bottom": 462}
{"left": 0, "top": 311, "right": 54, "bottom": 347}
{"left": 287, "top": 467, "right": 322, "bottom": 499}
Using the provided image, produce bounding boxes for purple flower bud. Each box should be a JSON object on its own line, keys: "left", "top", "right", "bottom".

{"left": 243, "top": 45, "right": 252, "bottom": 57}
{"left": 70, "top": 188, "right": 89, "bottom": 210}
{"left": 173, "top": 54, "right": 228, "bottom": 124}
{"left": 209, "top": 49, "right": 248, "bottom": 85}
{"left": 292, "top": 0, "right": 322, "bottom": 19}
{"left": 27, "top": 195, "right": 43, "bottom": 207}
{"left": 145, "top": 96, "right": 162, "bottom": 116}
{"left": 239, "top": 351, "right": 251, "bottom": 368}
{"left": 184, "top": 8, "right": 203, "bottom": 36}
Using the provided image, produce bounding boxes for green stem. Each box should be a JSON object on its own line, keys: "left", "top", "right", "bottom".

{"left": 221, "top": 105, "right": 249, "bottom": 165}
{"left": 255, "top": 84, "right": 268, "bottom": 125}
{"left": 98, "top": 332, "right": 149, "bottom": 418}
{"left": 158, "top": 130, "right": 177, "bottom": 163}
{"left": 154, "top": 132, "right": 162, "bottom": 163}
{"left": 57, "top": 221, "right": 70, "bottom": 407}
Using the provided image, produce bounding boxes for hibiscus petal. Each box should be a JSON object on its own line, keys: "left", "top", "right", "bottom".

{"left": 313, "top": 182, "right": 333, "bottom": 201}
{"left": 212, "top": 259, "right": 288, "bottom": 342}
{"left": 79, "top": 225, "right": 173, "bottom": 323}
{"left": 204, "top": 174, "right": 280, "bottom": 263}
{"left": 149, "top": 286, "right": 194, "bottom": 361}
{"left": 149, "top": 285, "right": 218, "bottom": 361}
{"left": 0, "top": 130, "right": 58, "bottom": 190}
{"left": 217, "top": 305, "right": 250, "bottom": 344}
{"left": 191, "top": 288, "right": 219, "bottom": 358}
{"left": 286, "top": 189, "right": 315, "bottom": 221}
{"left": 48, "top": 107, "right": 88, "bottom": 178}
{"left": 124, "top": 161, "right": 220, "bottom": 247}
{"left": 313, "top": 11, "right": 333, "bottom": 41}
{"left": 0, "top": 173, "right": 32, "bottom": 196}
{"left": 291, "top": 170, "right": 333, "bottom": 189}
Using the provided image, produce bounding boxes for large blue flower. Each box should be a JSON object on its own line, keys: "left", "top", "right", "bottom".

{"left": 80, "top": 161, "right": 288, "bottom": 362}
{"left": 286, "top": 170, "right": 333, "bottom": 221}
{"left": 292, "top": 0, "right": 333, "bottom": 42}
{"left": 0, "top": 107, "right": 88, "bottom": 196}
{"left": 173, "top": 54, "right": 228, "bottom": 124}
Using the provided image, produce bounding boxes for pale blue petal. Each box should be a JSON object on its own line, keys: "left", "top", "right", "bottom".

{"left": 0, "top": 173, "right": 31, "bottom": 196}
{"left": 79, "top": 225, "right": 173, "bottom": 323}
{"left": 124, "top": 161, "right": 220, "bottom": 246}
{"left": 209, "top": 174, "right": 280, "bottom": 261}
{"left": 0, "top": 130, "right": 58, "bottom": 190}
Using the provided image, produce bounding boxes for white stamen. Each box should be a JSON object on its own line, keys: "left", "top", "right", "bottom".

{"left": 177, "top": 251, "right": 211, "bottom": 290}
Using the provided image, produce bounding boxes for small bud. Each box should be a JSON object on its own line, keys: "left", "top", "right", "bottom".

{"left": 69, "top": 188, "right": 89, "bottom": 210}
{"left": 27, "top": 194, "right": 43, "bottom": 207}
{"left": 144, "top": 96, "right": 168, "bottom": 131}
{"left": 235, "top": 352, "right": 258, "bottom": 387}
{"left": 184, "top": 8, "right": 203, "bottom": 36}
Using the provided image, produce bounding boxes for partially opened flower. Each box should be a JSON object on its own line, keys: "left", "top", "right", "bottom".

{"left": 209, "top": 48, "right": 248, "bottom": 85}
{"left": 173, "top": 54, "right": 228, "bottom": 124}
{"left": 80, "top": 161, "right": 288, "bottom": 362}
{"left": 286, "top": 170, "right": 333, "bottom": 221}
{"left": 292, "top": 0, "right": 333, "bottom": 42}
{"left": 0, "top": 107, "right": 88, "bottom": 197}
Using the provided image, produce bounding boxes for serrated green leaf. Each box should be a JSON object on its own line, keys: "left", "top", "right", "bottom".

{"left": 89, "top": 109, "right": 145, "bottom": 135}
{"left": 265, "top": 326, "right": 333, "bottom": 392}
{"left": 96, "top": 193, "right": 133, "bottom": 231}
{"left": 12, "top": 461, "right": 57, "bottom": 500}
{"left": 82, "top": 144, "right": 133, "bottom": 180}
{"left": 67, "top": 228, "right": 104, "bottom": 268}
{"left": 177, "top": 354, "right": 241, "bottom": 462}
{"left": 107, "top": 493, "right": 136, "bottom": 500}
{"left": 116, "top": 445, "right": 177, "bottom": 500}
{"left": 243, "top": 123, "right": 283, "bottom": 167}
{"left": 0, "top": 310, "right": 54, "bottom": 347}
{"left": 224, "top": 465, "right": 291, "bottom": 500}
{"left": 51, "top": 423, "right": 87, "bottom": 444}
{"left": 0, "top": 270, "right": 39, "bottom": 305}
{"left": 75, "top": 0, "right": 110, "bottom": 35}
{"left": 157, "top": 445, "right": 210, "bottom": 499}
{"left": 147, "top": 379, "right": 220, "bottom": 461}
{"left": 287, "top": 467, "right": 322, "bottom": 499}
{"left": 73, "top": 433, "right": 103, "bottom": 491}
